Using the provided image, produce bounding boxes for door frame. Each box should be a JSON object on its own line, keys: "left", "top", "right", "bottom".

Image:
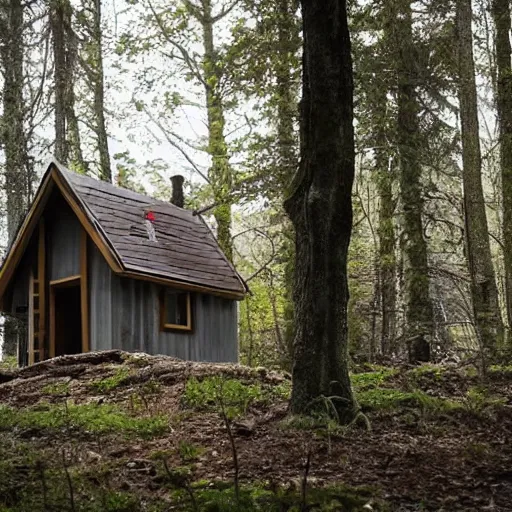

{"left": 49, "top": 275, "right": 85, "bottom": 358}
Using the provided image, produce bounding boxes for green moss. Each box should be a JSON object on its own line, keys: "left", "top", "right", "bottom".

{"left": 488, "top": 364, "right": 512, "bottom": 378}
{"left": 0, "top": 402, "right": 168, "bottom": 439}
{"left": 357, "top": 388, "right": 459, "bottom": 413}
{"left": 407, "top": 364, "right": 445, "bottom": 382}
{"left": 91, "top": 368, "right": 131, "bottom": 393}
{"left": 351, "top": 369, "right": 398, "bottom": 390}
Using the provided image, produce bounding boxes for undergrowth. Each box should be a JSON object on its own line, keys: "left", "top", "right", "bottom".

{"left": 0, "top": 356, "right": 17, "bottom": 371}
{"left": 183, "top": 376, "right": 290, "bottom": 418}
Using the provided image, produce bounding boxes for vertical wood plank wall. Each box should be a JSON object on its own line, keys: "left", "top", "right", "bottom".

{"left": 89, "top": 244, "right": 238, "bottom": 363}
{"left": 48, "top": 207, "right": 81, "bottom": 280}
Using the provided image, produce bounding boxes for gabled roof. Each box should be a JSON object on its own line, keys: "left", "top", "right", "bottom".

{"left": 0, "top": 160, "right": 247, "bottom": 300}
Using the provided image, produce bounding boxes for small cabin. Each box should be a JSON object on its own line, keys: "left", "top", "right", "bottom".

{"left": 0, "top": 160, "right": 247, "bottom": 365}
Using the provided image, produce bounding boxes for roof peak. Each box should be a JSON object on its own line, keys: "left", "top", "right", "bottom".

{"left": 50, "top": 159, "right": 189, "bottom": 214}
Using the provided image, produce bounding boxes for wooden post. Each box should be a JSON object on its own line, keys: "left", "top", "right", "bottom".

{"left": 80, "top": 229, "right": 89, "bottom": 353}
{"left": 28, "top": 272, "right": 35, "bottom": 365}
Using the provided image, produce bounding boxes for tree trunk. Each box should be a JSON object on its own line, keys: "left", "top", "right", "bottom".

{"left": 201, "top": 0, "right": 232, "bottom": 262}
{"left": 65, "top": 13, "right": 88, "bottom": 174}
{"left": 373, "top": 88, "right": 397, "bottom": 356}
{"left": 457, "top": 0, "right": 504, "bottom": 357}
{"left": 492, "top": 0, "right": 512, "bottom": 334}
{"left": 0, "top": 0, "right": 30, "bottom": 356}
{"left": 50, "top": 0, "right": 86, "bottom": 170}
{"left": 50, "top": 0, "right": 68, "bottom": 163}
{"left": 284, "top": 0, "right": 356, "bottom": 420}
{"left": 276, "top": 0, "right": 299, "bottom": 368}
{"left": 90, "top": 0, "right": 111, "bottom": 181}
{"left": 393, "top": 1, "right": 434, "bottom": 362}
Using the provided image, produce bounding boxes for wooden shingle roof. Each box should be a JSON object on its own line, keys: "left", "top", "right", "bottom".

{"left": 0, "top": 161, "right": 247, "bottom": 300}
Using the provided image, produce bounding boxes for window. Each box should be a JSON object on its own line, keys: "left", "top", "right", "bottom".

{"left": 161, "top": 289, "right": 192, "bottom": 331}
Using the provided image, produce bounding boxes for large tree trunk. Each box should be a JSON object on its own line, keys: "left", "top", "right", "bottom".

{"left": 492, "top": 0, "right": 512, "bottom": 334}
{"left": 284, "top": 0, "right": 356, "bottom": 420}
{"left": 394, "top": 1, "right": 434, "bottom": 362}
{"left": 0, "top": 0, "right": 30, "bottom": 356}
{"left": 202, "top": 0, "right": 233, "bottom": 262}
{"left": 457, "top": 0, "right": 503, "bottom": 357}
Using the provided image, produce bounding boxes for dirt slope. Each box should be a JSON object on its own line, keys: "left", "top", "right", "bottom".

{"left": 1, "top": 351, "right": 511, "bottom": 511}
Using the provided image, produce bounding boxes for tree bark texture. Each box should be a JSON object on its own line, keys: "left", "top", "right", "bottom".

{"left": 492, "top": 0, "right": 512, "bottom": 334}
{"left": 202, "top": 0, "right": 233, "bottom": 262}
{"left": 457, "top": 0, "right": 504, "bottom": 356}
{"left": 284, "top": 0, "right": 356, "bottom": 420}
{"left": 393, "top": 1, "right": 434, "bottom": 362}
{"left": 0, "top": 0, "right": 31, "bottom": 356}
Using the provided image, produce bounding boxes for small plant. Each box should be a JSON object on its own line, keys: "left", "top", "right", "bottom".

{"left": 462, "top": 387, "right": 506, "bottom": 416}
{"left": 0, "top": 355, "right": 17, "bottom": 371}
{"left": 178, "top": 441, "right": 204, "bottom": 463}
{"left": 91, "top": 368, "right": 131, "bottom": 393}
{"left": 140, "top": 379, "right": 162, "bottom": 395}
{"left": 183, "top": 377, "right": 263, "bottom": 418}
{"left": 98, "top": 491, "right": 140, "bottom": 512}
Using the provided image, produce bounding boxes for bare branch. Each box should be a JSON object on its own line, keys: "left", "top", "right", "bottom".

{"left": 144, "top": 107, "right": 210, "bottom": 183}
{"left": 212, "top": 0, "right": 240, "bottom": 23}
{"left": 147, "top": 0, "right": 206, "bottom": 87}
{"left": 245, "top": 229, "right": 276, "bottom": 283}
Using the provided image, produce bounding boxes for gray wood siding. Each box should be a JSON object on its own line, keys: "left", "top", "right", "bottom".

{"left": 88, "top": 244, "right": 238, "bottom": 362}
{"left": 10, "top": 259, "right": 30, "bottom": 313}
{"left": 48, "top": 208, "right": 81, "bottom": 281}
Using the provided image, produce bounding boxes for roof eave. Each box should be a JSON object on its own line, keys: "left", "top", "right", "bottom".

{"left": 120, "top": 268, "right": 246, "bottom": 300}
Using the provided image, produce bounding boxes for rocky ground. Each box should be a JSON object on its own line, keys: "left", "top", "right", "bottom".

{"left": 0, "top": 350, "right": 511, "bottom": 511}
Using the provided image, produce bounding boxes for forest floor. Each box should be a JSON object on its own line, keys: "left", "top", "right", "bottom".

{"left": 0, "top": 351, "right": 511, "bottom": 512}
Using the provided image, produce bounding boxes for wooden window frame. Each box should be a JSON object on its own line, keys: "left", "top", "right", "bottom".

{"left": 160, "top": 289, "right": 192, "bottom": 332}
